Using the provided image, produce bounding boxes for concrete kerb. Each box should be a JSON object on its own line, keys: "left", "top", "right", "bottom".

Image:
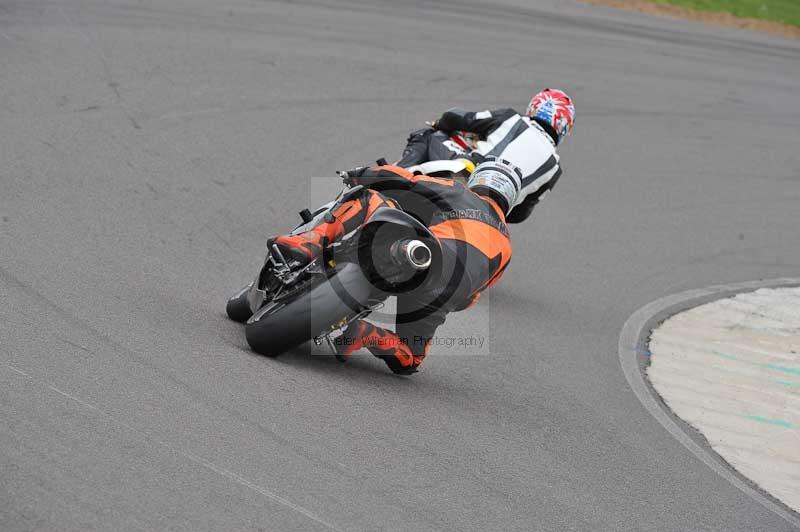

{"left": 618, "top": 278, "right": 800, "bottom": 530}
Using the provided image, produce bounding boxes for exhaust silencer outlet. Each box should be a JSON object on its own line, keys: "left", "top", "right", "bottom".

{"left": 391, "top": 239, "right": 432, "bottom": 271}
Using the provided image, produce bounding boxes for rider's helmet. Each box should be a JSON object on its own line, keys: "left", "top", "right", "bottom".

{"left": 526, "top": 88, "right": 575, "bottom": 145}
{"left": 467, "top": 158, "right": 522, "bottom": 215}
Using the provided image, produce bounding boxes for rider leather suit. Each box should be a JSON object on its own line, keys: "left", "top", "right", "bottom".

{"left": 276, "top": 164, "right": 512, "bottom": 375}
{"left": 397, "top": 108, "right": 564, "bottom": 224}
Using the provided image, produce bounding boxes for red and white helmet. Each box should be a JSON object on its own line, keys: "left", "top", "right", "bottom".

{"left": 526, "top": 88, "right": 575, "bottom": 145}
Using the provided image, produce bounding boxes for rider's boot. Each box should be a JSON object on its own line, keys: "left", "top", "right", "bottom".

{"left": 269, "top": 216, "right": 344, "bottom": 267}
{"left": 269, "top": 188, "right": 397, "bottom": 268}
{"left": 335, "top": 319, "right": 422, "bottom": 375}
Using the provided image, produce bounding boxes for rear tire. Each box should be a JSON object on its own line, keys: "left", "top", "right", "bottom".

{"left": 245, "top": 264, "right": 378, "bottom": 357}
{"left": 226, "top": 285, "right": 253, "bottom": 323}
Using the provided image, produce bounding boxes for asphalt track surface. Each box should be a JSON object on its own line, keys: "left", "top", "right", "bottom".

{"left": 1, "top": 1, "right": 799, "bottom": 530}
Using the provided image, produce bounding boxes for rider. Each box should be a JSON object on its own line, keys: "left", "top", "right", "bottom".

{"left": 395, "top": 126, "right": 478, "bottom": 168}
{"left": 397, "top": 88, "right": 575, "bottom": 224}
{"left": 268, "top": 159, "right": 519, "bottom": 375}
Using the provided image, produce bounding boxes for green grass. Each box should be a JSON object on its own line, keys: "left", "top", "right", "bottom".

{"left": 649, "top": 0, "right": 800, "bottom": 26}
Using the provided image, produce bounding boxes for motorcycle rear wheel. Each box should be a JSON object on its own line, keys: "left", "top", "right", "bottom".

{"left": 244, "top": 263, "right": 378, "bottom": 357}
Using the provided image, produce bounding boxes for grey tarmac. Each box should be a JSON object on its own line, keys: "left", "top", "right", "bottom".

{"left": 1, "top": 0, "right": 799, "bottom": 531}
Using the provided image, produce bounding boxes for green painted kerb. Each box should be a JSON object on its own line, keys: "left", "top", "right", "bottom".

{"left": 745, "top": 415, "right": 794, "bottom": 429}
{"left": 761, "top": 363, "right": 800, "bottom": 376}
{"left": 708, "top": 349, "right": 800, "bottom": 377}
{"left": 772, "top": 378, "right": 800, "bottom": 389}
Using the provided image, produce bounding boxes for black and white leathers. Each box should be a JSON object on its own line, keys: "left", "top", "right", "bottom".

{"left": 436, "top": 108, "right": 563, "bottom": 223}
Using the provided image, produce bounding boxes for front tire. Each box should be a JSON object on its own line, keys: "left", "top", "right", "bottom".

{"left": 226, "top": 285, "right": 253, "bottom": 323}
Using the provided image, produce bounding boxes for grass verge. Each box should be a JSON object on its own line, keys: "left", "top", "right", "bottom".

{"left": 582, "top": 0, "right": 800, "bottom": 39}
{"left": 650, "top": 0, "right": 800, "bottom": 27}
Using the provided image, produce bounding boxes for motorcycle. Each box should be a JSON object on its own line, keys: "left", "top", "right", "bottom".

{"left": 226, "top": 180, "right": 443, "bottom": 358}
